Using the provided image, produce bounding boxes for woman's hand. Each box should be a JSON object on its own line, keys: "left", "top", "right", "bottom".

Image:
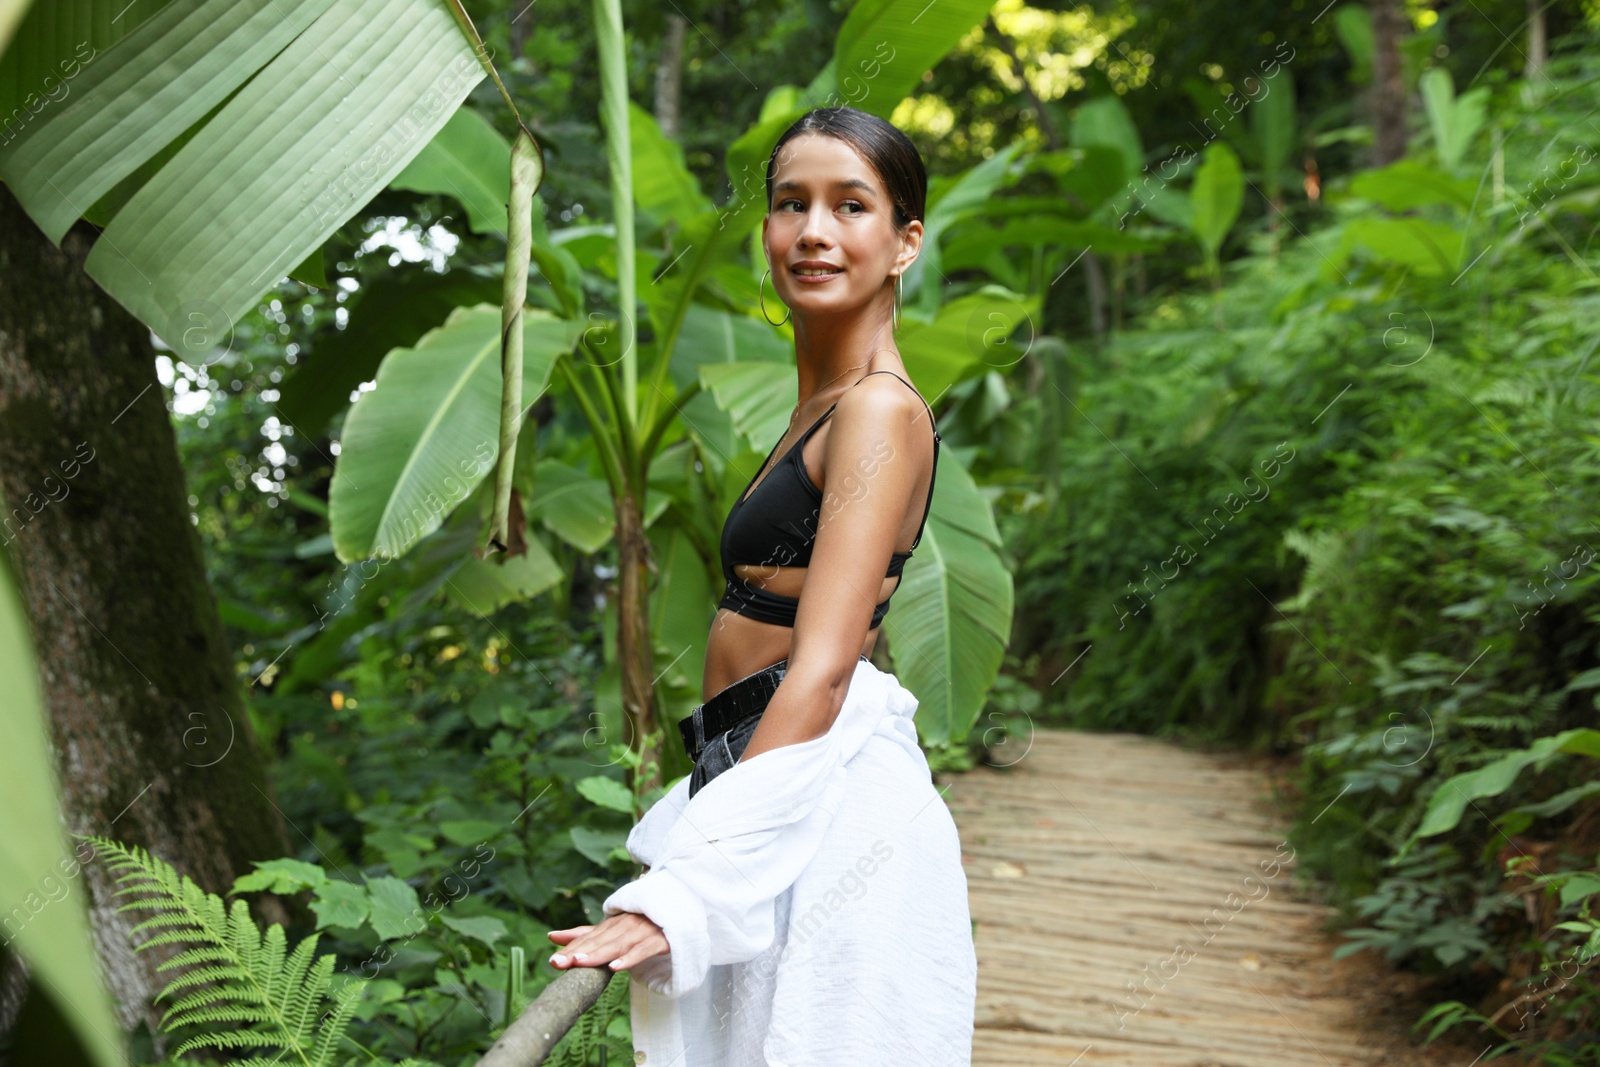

{"left": 548, "top": 912, "right": 669, "bottom": 971}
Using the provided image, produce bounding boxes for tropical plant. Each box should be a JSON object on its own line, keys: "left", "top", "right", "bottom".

{"left": 314, "top": 0, "right": 1027, "bottom": 790}
{"left": 82, "top": 834, "right": 382, "bottom": 1067}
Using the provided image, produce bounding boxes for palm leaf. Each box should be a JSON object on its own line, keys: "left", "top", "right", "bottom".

{"left": 275, "top": 265, "right": 504, "bottom": 439}
{"left": 883, "top": 449, "right": 1014, "bottom": 744}
{"left": 328, "top": 304, "right": 583, "bottom": 562}
{"left": 390, "top": 103, "right": 515, "bottom": 235}
{"left": 827, "top": 0, "right": 999, "bottom": 120}
{"left": 0, "top": 0, "right": 490, "bottom": 342}
{"left": 697, "top": 361, "right": 798, "bottom": 455}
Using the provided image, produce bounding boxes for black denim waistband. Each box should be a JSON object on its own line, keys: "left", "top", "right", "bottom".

{"left": 679, "top": 655, "right": 870, "bottom": 763}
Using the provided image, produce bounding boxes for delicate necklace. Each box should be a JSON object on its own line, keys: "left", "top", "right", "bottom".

{"left": 788, "top": 356, "right": 875, "bottom": 428}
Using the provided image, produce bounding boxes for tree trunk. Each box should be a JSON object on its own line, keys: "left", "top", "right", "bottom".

{"left": 1368, "top": 0, "right": 1408, "bottom": 165}
{"left": 0, "top": 187, "right": 294, "bottom": 1043}
{"left": 1083, "top": 251, "right": 1109, "bottom": 340}
{"left": 614, "top": 489, "right": 661, "bottom": 795}
{"left": 654, "top": 13, "right": 687, "bottom": 140}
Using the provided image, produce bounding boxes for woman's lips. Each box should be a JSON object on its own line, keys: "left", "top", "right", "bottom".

{"left": 791, "top": 267, "right": 843, "bottom": 284}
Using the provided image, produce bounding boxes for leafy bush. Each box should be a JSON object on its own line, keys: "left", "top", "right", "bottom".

{"left": 993, "top": 27, "right": 1600, "bottom": 1057}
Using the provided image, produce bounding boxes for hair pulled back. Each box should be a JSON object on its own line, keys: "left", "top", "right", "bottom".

{"left": 763, "top": 107, "right": 927, "bottom": 233}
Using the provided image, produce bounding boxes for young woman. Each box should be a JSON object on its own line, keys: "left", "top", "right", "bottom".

{"left": 548, "top": 106, "right": 978, "bottom": 1066}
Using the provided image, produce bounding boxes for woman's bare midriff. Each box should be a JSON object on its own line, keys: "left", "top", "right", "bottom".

{"left": 701, "top": 566, "right": 899, "bottom": 704}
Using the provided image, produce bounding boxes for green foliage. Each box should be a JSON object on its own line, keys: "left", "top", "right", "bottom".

{"left": 993, "top": 30, "right": 1600, "bottom": 1054}
{"left": 826, "top": 0, "right": 998, "bottom": 120}
{"left": 1188, "top": 142, "right": 1244, "bottom": 276}
{"left": 1418, "top": 67, "right": 1489, "bottom": 173}
{"left": 542, "top": 969, "right": 632, "bottom": 1067}
{"left": 1249, "top": 68, "right": 1297, "bottom": 199}
{"left": 85, "top": 834, "right": 367, "bottom": 1067}
{"left": 1328, "top": 841, "right": 1514, "bottom": 969}
{"left": 56, "top": 3, "right": 1600, "bottom": 1063}
{"left": 1407, "top": 730, "right": 1600, "bottom": 846}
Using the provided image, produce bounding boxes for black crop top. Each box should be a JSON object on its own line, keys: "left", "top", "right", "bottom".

{"left": 718, "top": 370, "right": 942, "bottom": 628}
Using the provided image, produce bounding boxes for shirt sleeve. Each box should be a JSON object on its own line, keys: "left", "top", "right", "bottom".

{"left": 602, "top": 728, "right": 851, "bottom": 998}
{"left": 602, "top": 662, "right": 907, "bottom": 999}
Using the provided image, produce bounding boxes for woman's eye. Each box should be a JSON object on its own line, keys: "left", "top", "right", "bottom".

{"left": 840, "top": 201, "right": 864, "bottom": 214}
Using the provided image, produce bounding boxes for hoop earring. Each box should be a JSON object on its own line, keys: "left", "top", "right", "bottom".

{"left": 892, "top": 272, "right": 902, "bottom": 331}
{"left": 759, "top": 268, "right": 790, "bottom": 326}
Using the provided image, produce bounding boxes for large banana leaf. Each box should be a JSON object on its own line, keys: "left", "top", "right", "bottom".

{"left": 276, "top": 266, "right": 504, "bottom": 438}
{"left": 444, "top": 533, "right": 563, "bottom": 615}
{"left": 525, "top": 460, "right": 615, "bottom": 554}
{"left": 697, "top": 361, "right": 800, "bottom": 456}
{"left": 0, "top": 0, "right": 486, "bottom": 341}
{"left": 827, "top": 0, "right": 999, "bottom": 119}
{"left": 329, "top": 304, "right": 583, "bottom": 562}
{"left": 896, "top": 287, "right": 1043, "bottom": 396}
{"left": 906, "top": 141, "right": 1024, "bottom": 319}
{"left": 0, "top": 0, "right": 333, "bottom": 243}
{"left": 629, "top": 100, "right": 711, "bottom": 227}
{"left": 0, "top": 533, "right": 125, "bottom": 1067}
{"left": 0, "top": 0, "right": 174, "bottom": 125}
{"left": 883, "top": 449, "right": 1013, "bottom": 744}
{"left": 0, "top": 0, "right": 33, "bottom": 54}
{"left": 524, "top": 458, "right": 672, "bottom": 553}
{"left": 390, "top": 104, "right": 514, "bottom": 235}
{"left": 665, "top": 303, "right": 790, "bottom": 391}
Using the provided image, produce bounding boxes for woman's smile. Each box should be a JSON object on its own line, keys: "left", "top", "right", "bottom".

{"left": 791, "top": 260, "right": 844, "bottom": 283}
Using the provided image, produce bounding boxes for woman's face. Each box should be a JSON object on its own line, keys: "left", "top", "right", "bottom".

{"left": 762, "top": 132, "right": 921, "bottom": 320}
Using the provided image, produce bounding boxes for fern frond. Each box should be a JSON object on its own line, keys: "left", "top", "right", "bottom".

{"left": 309, "top": 977, "right": 367, "bottom": 1067}
{"left": 171, "top": 1027, "right": 286, "bottom": 1058}
{"left": 157, "top": 946, "right": 238, "bottom": 971}
{"left": 82, "top": 835, "right": 364, "bottom": 1067}
{"left": 155, "top": 965, "right": 254, "bottom": 996}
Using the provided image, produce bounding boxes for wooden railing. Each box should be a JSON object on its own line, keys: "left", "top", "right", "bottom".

{"left": 474, "top": 966, "right": 620, "bottom": 1067}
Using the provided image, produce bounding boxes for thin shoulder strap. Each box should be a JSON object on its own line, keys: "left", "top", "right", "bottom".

{"left": 908, "top": 432, "right": 940, "bottom": 551}
{"left": 853, "top": 370, "right": 941, "bottom": 550}
{"left": 855, "top": 370, "right": 942, "bottom": 440}
{"left": 741, "top": 400, "right": 844, "bottom": 505}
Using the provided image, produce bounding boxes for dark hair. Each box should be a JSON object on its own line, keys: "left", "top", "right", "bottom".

{"left": 764, "top": 107, "right": 927, "bottom": 234}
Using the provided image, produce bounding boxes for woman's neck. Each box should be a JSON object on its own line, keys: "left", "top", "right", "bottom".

{"left": 789, "top": 292, "right": 899, "bottom": 403}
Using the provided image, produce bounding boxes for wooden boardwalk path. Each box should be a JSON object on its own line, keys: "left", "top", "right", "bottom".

{"left": 943, "top": 728, "right": 1454, "bottom": 1067}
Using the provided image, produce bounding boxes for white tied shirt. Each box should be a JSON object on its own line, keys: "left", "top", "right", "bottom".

{"left": 603, "top": 658, "right": 978, "bottom": 1067}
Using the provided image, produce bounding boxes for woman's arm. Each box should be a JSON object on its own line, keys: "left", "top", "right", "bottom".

{"left": 737, "top": 375, "right": 930, "bottom": 760}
